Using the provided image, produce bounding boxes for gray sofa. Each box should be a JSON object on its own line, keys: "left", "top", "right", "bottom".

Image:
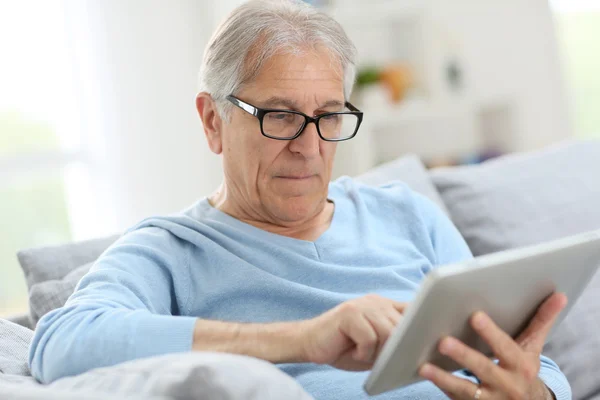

{"left": 2, "top": 139, "right": 599, "bottom": 399}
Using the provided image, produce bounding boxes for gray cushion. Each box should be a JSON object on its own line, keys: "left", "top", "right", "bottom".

{"left": 28, "top": 262, "right": 93, "bottom": 328}
{"left": 544, "top": 269, "right": 600, "bottom": 400}
{"left": 17, "top": 235, "right": 119, "bottom": 327}
{"left": 49, "top": 353, "right": 313, "bottom": 400}
{"left": 430, "top": 140, "right": 600, "bottom": 256}
{"left": 431, "top": 139, "right": 600, "bottom": 400}
{"left": 0, "top": 329, "right": 311, "bottom": 400}
{"left": 356, "top": 154, "right": 448, "bottom": 214}
{"left": 0, "top": 319, "right": 34, "bottom": 376}
{"left": 17, "top": 235, "right": 120, "bottom": 291}
{"left": 5, "top": 313, "right": 32, "bottom": 330}
{"left": 0, "top": 379, "right": 151, "bottom": 400}
{"left": 0, "top": 322, "right": 312, "bottom": 399}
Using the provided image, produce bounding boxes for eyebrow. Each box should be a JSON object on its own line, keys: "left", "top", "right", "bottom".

{"left": 320, "top": 99, "right": 345, "bottom": 109}
{"left": 260, "top": 96, "right": 345, "bottom": 110}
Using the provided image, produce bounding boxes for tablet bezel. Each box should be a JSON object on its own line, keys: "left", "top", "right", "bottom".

{"left": 364, "top": 230, "right": 600, "bottom": 396}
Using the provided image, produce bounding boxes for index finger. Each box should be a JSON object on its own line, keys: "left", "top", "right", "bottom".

{"left": 340, "top": 313, "right": 379, "bottom": 363}
{"left": 516, "top": 292, "right": 567, "bottom": 354}
{"left": 470, "top": 311, "right": 522, "bottom": 368}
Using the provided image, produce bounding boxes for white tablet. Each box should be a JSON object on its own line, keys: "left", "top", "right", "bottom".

{"left": 364, "top": 229, "right": 600, "bottom": 396}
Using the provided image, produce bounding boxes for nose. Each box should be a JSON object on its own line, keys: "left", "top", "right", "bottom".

{"left": 288, "top": 121, "right": 320, "bottom": 158}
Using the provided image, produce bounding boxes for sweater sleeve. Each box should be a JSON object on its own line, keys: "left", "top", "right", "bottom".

{"left": 539, "top": 355, "right": 572, "bottom": 400}
{"left": 28, "top": 227, "right": 198, "bottom": 384}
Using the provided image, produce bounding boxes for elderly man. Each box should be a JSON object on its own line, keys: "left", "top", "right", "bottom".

{"left": 30, "top": 1, "right": 570, "bottom": 399}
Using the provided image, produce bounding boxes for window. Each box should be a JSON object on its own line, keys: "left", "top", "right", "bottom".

{"left": 551, "top": 0, "right": 600, "bottom": 138}
{"left": 0, "top": 1, "right": 81, "bottom": 315}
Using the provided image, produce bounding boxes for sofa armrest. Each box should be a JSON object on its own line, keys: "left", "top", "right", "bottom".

{"left": 3, "top": 312, "right": 33, "bottom": 330}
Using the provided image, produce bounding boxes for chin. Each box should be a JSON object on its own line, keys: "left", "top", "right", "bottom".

{"left": 270, "top": 195, "right": 323, "bottom": 223}
{"left": 264, "top": 179, "right": 327, "bottom": 221}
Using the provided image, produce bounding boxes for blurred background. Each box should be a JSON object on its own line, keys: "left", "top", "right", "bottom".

{"left": 0, "top": 0, "right": 598, "bottom": 315}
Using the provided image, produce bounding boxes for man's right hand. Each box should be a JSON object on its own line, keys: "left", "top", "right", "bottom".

{"left": 300, "top": 294, "right": 408, "bottom": 371}
{"left": 192, "top": 294, "right": 407, "bottom": 370}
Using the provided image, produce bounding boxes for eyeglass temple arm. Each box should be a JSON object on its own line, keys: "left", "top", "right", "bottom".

{"left": 226, "top": 95, "right": 259, "bottom": 116}
{"left": 345, "top": 101, "right": 361, "bottom": 112}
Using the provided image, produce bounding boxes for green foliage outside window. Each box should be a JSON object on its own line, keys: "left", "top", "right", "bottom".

{"left": 555, "top": 12, "right": 600, "bottom": 138}
{"left": 0, "top": 111, "right": 72, "bottom": 314}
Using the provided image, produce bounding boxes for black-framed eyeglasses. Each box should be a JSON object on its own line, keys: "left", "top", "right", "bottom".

{"left": 226, "top": 95, "right": 363, "bottom": 142}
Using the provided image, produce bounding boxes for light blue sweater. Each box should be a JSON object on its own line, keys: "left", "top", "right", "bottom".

{"left": 29, "top": 178, "right": 571, "bottom": 399}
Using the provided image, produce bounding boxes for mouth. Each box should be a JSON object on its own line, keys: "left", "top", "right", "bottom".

{"left": 275, "top": 174, "right": 316, "bottom": 180}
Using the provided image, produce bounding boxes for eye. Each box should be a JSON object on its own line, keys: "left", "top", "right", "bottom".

{"left": 267, "top": 112, "right": 294, "bottom": 121}
{"left": 321, "top": 114, "right": 340, "bottom": 122}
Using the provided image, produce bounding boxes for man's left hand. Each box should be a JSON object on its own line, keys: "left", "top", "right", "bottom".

{"left": 418, "top": 292, "right": 567, "bottom": 400}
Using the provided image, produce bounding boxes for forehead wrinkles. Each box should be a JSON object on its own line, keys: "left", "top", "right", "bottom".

{"left": 265, "top": 62, "right": 344, "bottom": 97}
{"left": 248, "top": 43, "right": 343, "bottom": 83}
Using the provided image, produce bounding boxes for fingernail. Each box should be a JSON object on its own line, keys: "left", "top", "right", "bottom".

{"left": 420, "top": 364, "right": 434, "bottom": 379}
{"left": 440, "top": 337, "right": 455, "bottom": 355}
{"left": 473, "top": 312, "right": 487, "bottom": 329}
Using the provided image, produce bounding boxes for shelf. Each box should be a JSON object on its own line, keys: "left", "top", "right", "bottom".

{"left": 355, "top": 88, "right": 475, "bottom": 124}
{"left": 355, "top": 97, "right": 481, "bottom": 162}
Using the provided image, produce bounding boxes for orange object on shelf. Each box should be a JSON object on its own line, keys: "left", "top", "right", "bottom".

{"left": 379, "top": 64, "right": 414, "bottom": 103}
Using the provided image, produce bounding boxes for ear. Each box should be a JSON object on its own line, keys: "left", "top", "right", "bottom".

{"left": 196, "top": 92, "right": 223, "bottom": 155}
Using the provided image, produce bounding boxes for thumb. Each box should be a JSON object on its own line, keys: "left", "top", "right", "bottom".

{"left": 516, "top": 293, "right": 567, "bottom": 354}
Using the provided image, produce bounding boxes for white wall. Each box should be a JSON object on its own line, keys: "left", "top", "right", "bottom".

{"left": 69, "top": 0, "right": 223, "bottom": 236}
{"left": 212, "top": 0, "right": 247, "bottom": 27}
{"left": 330, "top": 0, "right": 572, "bottom": 175}
{"left": 429, "top": 0, "right": 572, "bottom": 151}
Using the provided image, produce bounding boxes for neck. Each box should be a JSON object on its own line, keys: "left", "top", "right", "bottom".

{"left": 208, "top": 183, "right": 335, "bottom": 241}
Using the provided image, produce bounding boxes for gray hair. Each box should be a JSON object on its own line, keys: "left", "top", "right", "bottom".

{"left": 198, "top": 0, "right": 357, "bottom": 121}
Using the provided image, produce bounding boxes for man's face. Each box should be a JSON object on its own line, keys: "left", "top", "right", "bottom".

{"left": 220, "top": 48, "right": 344, "bottom": 224}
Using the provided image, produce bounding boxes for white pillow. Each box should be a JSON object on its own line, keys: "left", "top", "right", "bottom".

{"left": 50, "top": 353, "right": 313, "bottom": 400}
{"left": 0, "top": 319, "right": 33, "bottom": 376}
